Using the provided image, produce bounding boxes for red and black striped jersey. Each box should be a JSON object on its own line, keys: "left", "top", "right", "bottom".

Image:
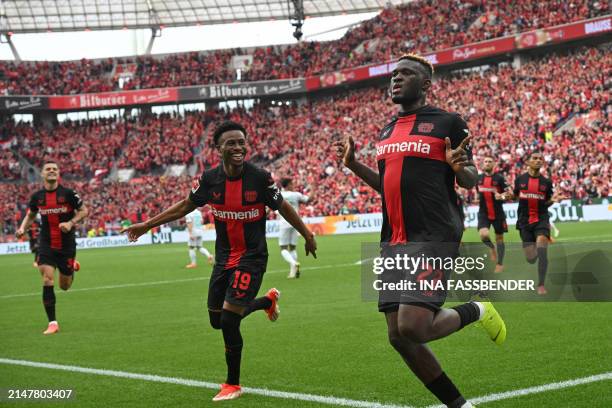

{"left": 28, "top": 185, "right": 83, "bottom": 252}
{"left": 376, "top": 105, "right": 471, "bottom": 244}
{"left": 513, "top": 173, "right": 553, "bottom": 227}
{"left": 477, "top": 173, "right": 508, "bottom": 220}
{"left": 189, "top": 162, "right": 283, "bottom": 270}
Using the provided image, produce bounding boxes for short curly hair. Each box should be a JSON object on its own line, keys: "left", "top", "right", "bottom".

{"left": 212, "top": 121, "right": 247, "bottom": 145}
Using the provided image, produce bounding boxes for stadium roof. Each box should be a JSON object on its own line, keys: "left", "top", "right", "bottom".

{"left": 0, "top": 0, "right": 410, "bottom": 34}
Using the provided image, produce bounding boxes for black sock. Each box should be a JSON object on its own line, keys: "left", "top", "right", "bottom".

{"left": 482, "top": 237, "right": 494, "bottom": 249}
{"left": 425, "top": 372, "right": 466, "bottom": 407}
{"left": 42, "top": 285, "right": 56, "bottom": 322}
{"left": 496, "top": 242, "right": 505, "bottom": 265}
{"left": 209, "top": 310, "right": 221, "bottom": 330}
{"left": 537, "top": 247, "right": 548, "bottom": 286}
{"left": 242, "top": 296, "right": 272, "bottom": 318}
{"left": 220, "top": 310, "right": 243, "bottom": 385}
{"left": 451, "top": 302, "right": 480, "bottom": 330}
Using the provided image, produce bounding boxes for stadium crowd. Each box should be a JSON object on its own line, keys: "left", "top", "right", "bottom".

{"left": 0, "top": 149, "right": 20, "bottom": 180}
{"left": 0, "top": 0, "right": 608, "bottom": 95}
{"left": 1, "top": 45, "right": 610, "bottom": 239}
{"left": 7, "top": 118, "right": 129, "bottom": 179}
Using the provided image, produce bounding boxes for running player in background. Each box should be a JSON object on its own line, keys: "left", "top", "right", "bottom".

{"left": 508, "top": 151, "right": 561, "bottom": 295}
{"left": 185, "top": 207, "right": 214, "bottom": 268}
{"left": 28, "top": 213, "right": 41, "bottom": 268}
{"left": 122, "top": 121, "right": 317, "bottom": 401}
{"left": 477, "top": 157, "right": 511, "bottom": 273}
{"left": 549, "top": 218, "right": 560, "bottom": 239}
{"left": 16, "top": 162, "right": 88, "bottom": 335}
{"left": 278, "top": 178, "right": 310, "bottom": 278}
{"left": 335, "top": 54, "right": 505, "bottom": 408}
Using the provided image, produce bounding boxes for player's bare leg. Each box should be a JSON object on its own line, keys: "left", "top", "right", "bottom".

{"left": 397, "top": 304, "right": 464, "bottom": 344}
{"left": 40, "top": 265, "right": 59, "bottom": 335}
{"left": 523, "top": 242, "right": 537, "bottom": 263}
{"left": 494, "top": 234, "right": 505, "bottom": 273}
{"left": 59, "top": 273, "right": 74, "bottom": 291}
{"left": 386, "top": 311, "right": 474, "bottom": 407}
{"left": 479, "top": 228, "right": 497, "bottom": 263}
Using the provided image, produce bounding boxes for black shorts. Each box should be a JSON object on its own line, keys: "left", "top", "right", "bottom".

{"left": 477, "top": 213, "right": 508, "bottom": 234}
{"left": 377, "top": 242, "right": 460, "bottom": 314}
{"left": 518, "top": 220, "right": 550, "bottom": 246}
{"left": 207, "top": 264, "right": 265, "bottom": 309}
{"left": 37, "top": 247, "right": 77, "bottom": 276}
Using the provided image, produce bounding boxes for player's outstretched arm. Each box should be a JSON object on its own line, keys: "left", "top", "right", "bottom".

{"left": 278, "top": 200, "right": 317, "bottom": 258}
{"left": 121, "top": 198, "right": 196, "bottom": 242}
{"left": 333, "top": 135, "right": 381, "bottom": 193}
{"left": 445, "top": 136, "right": 477, "bottom": 188}
{"left": 16, "top": 210, "right": 37, "bottom": 239}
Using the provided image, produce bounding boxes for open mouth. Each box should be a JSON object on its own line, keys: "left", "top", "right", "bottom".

{"left": 391, "top": 84, "right": 402, "bottom": 95}
{"left": 231, "top": 153, "right": 244, "bottom": 161}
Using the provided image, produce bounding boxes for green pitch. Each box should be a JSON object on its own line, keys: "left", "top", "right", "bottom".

{"left": 1, "top": 221, "right": 611, "bottom": 407}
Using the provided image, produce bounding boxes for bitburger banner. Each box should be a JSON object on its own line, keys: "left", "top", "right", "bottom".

{"left": 179, "top": 78, "right": 305, "bottom": 101}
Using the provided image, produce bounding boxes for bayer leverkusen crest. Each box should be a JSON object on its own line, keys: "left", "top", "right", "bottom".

{"left": 418, "top": 122, "right": 434, "bottom": 133}
{"left": 244, "top": 191, "right": 258, "bottom": 202}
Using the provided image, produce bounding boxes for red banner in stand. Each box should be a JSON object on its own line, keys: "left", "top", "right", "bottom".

{"left": 49, "top": 88, "right": 179, "bottom": 110}
{"left": 517, "top": 15, "right": 611, "bottom": 49}
{"left": 430, "top": 36, "right": 516, "bottom": 65}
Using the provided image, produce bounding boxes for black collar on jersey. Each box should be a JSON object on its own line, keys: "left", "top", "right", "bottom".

{"left": 43, "top": 184, "right": 61, "bottom": 192}
{"left": 397, "top": 104, "right": 431, "bottom": 117}
{"left": 221, "top": 163, "right": 246, "bottom": 181}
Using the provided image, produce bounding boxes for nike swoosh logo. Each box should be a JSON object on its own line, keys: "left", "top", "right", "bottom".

{"left": 493, "top": 327, "right": 503, "bottom": 341}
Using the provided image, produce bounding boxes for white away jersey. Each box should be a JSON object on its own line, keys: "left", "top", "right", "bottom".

{"left": 185, "top": 209, "right": 204, "bottom": 231}
{"left": 279, "top": 190, "right": 309, "bottom": 228}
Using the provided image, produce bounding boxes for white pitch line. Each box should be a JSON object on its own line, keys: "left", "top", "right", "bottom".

{"left": 2, "top": 358, "right": 610, "bottom": 407}
{"left": 0, "top": 358, "right": 411, "bottom": 408}
{"left": 0, "top": 262, "right": 359, "bottom": 300}
{"left": 0, "top": 277, "right": 209, "bottom": 299}
{"left": 425, "top": 371, "right": 612, "bottom": 408}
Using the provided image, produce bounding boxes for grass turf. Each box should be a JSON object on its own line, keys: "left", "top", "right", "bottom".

{"left": 1, "top": 221, "right": 611, "bottom": 407}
